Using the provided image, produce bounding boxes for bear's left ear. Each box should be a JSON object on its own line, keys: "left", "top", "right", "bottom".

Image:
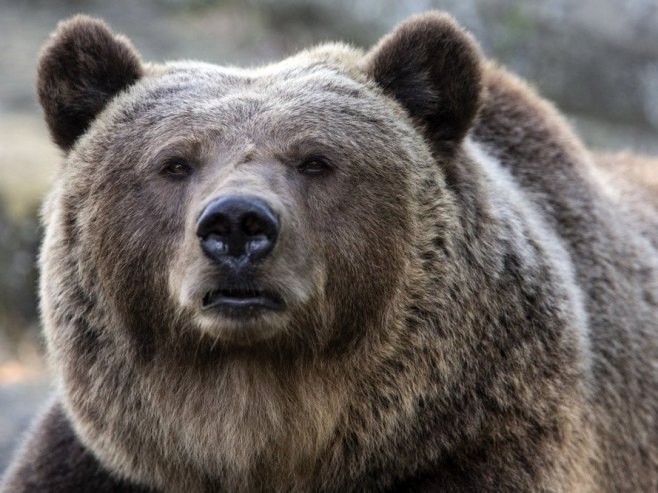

{"left": 363, "top": 12, "right": 482, "bottom": 151}
{"left": 37, "top": 15, "right": 144, "bottom": 152}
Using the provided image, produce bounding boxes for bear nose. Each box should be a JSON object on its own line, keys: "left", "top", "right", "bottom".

{"left": 196, "top": 196, "right": 279, "bottom": 264}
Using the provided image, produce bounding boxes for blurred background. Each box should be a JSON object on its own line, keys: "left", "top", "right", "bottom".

{"left": 0, "top": 0, "right": 657, "bottom": 475}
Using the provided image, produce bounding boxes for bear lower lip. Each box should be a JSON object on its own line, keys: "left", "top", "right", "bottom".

{"left": 201, "top": 288, "right": 285, "bottom": 313}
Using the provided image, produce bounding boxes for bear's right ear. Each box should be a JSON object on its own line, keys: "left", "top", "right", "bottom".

{"left": 362, "top": 12, "right": 482, "bottom": 152}
{"left": 37, "top": 15, "right": 144, "bottom": 151}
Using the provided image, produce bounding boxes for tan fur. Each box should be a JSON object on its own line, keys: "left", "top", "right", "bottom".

{"left": 2, "top": 12, "right": 657, "bottom": 493}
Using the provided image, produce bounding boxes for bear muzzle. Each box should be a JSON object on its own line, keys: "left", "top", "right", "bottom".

{"left": 196, "top": 195, "right": 285, "bottom": 317}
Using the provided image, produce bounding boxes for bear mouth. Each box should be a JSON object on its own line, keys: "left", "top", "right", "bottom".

{"left": 201, "top": 287, "right": 285, "bottom": 315}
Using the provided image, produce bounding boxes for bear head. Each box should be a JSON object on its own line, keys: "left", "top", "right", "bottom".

{"left": 37, "top": 12, "right": 482, "bottom": 490}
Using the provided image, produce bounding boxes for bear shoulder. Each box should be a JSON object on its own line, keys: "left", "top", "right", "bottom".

{"left": 1, "top": 400, "right": 149, "bottom": 492}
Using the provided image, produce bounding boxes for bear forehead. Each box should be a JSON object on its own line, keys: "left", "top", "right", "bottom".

{"left": 126, "top": 60, "right": 380, "bottom": 124}
{"left": 90, "top": 59, "right": 409, "bottom": 163}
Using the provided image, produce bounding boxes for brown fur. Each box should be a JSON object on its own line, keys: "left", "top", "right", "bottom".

{"left": 37, "top": 16, "right": 143, "bottom": 151}
{"left": 2, "top": 12, "right": 657, "bottom": 493}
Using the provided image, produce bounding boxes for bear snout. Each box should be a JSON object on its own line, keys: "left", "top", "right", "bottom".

{"left": 196, "top": 195, "right": 280, "bottom": 267}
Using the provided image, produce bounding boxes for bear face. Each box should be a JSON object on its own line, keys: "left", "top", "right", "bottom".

{"left": 39, "top": 15, "right": 479, "bottom": 353}
{"left": 36, "top": 13, "right": 488, "bottom": 491}
{"left": 48, "top": 57, "right": 418, "bottom": 350}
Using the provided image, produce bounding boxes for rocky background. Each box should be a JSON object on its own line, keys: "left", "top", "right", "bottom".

{"left": 0, "top": 0, "right": 656, "bottom": 475}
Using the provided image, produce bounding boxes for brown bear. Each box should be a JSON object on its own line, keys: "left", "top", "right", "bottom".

{"left": 2, "top": 11, "right": 657, "bottom": 493}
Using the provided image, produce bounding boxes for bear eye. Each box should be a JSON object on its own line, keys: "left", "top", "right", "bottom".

{"left": 297, "top": 156, "right": 331, "bottom": 176}
{"left": 162, "top": 158, "right": 193, "bottom": 179}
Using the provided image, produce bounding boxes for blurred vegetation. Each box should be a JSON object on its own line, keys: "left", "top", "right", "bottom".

{"left": 0, "top": 200, "right": 40, "bottom": 363}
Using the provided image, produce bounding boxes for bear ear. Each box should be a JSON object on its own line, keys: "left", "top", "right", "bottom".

{"left": 37, "top": 15, "right": 144, "bottom": 151}
{"left": 363, "top": 12, "right": 482, "bottom": 151}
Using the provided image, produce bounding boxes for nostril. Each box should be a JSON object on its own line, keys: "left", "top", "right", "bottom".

{"left": 214, "top": 216, "right": 232, "bottom": 237}
{"left": 242, "top": 212, "right": 265, "bottom": 237}
{"left": 246, "top": 236, "right": 269, "bottom": 255}
{"left": 205, "top": 234, "right": 229, "bottom": 255}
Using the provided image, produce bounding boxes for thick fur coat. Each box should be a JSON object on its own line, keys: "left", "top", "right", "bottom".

{"left": 2, "top": 12, "right": 657, "bottom": 493}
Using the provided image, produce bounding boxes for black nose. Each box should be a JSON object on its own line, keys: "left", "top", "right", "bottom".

{"left": 196, "top": 195, "right": 279, "bottom": 265}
